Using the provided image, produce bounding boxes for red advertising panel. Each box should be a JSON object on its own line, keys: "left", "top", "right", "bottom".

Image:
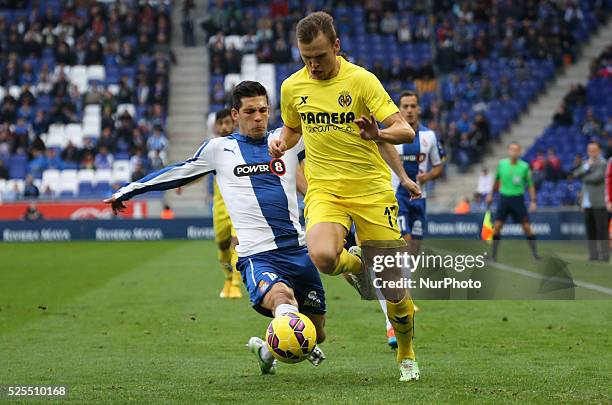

{"left": 0, "top": 201, "right": 147, "bottom": 220}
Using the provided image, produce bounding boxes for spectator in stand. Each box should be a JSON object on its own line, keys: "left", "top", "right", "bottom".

{"left": 160, "top": 204, "right": 175, "bottom": 219}
{"left": 470, "top": 193, "right": 487, "bottom": 212}
{"left": 0, "top": 158, "right": 9, "bottom": 179}
{"left": 62, "top": 141, "right": 81, "bottom": 164}
{"left": 581, "top": 108, "right": 602, "bottom": 137}
{"left": 546, "top": 148, "right": 563, "bottom": 181}
{"left": 397, "top": 20, "right": 411, "bottom": 42}
{"left": 477, "top": 167, "right": 493, "bottom": 197}
{"left": 97, "top": 127, "right": 116, "bottom": 152}
{"left": 147, "top": 125, "right": 169, "bottom": 163}
{"left": 131, "top": 162, "right": 147, "bottom": 182}
{"left": 530, "top": 150, "right": 547, "bottom": 187}
{"left": 454, "top": 197, "right": 471, "bottom": 214}
{"left": 23, "top": 175, "right": 40, "bottom": 199}
{"left": 80, "top": 151, "right": 95, "bottom": 170}
{"left": 2, "top": 183, "right": 20, "bottom": 202}
{"left": 45, "top": 148, "right": 64, "bottom": 170}
{"left": 553, "top": 104, "right": 573, "bottom": 127}
{"left": 380, "top": 11, "right": 399, "bottom": 35}
{"left": 22, "top": 203, "right": 43, "bottom": 221}
{"left": 94, "top": 146, "right": 114, "bottom": 170}
{"left": 28, "top": 149, "right": 47, "bottom": 177}
{"left": 572, "top": 142, "right": 609, "bottom": 262}
{"left": 457, "top": 132, "right": 474, "bottom": 173}
{"left": 150, "top": 150, "right": 164, "bottom": 171}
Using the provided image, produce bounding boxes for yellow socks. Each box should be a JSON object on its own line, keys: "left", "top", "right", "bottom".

{"left": 218, "top": 247, "right": 233, "bottom": 279}
{"left": 330, "top": 248, "right": 362, "bottom": 276}
{"left": 386, "top": 295, "right": 416, "bottom": 362}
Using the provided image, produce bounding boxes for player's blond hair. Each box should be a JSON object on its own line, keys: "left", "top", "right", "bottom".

{"left": 296, "top": 11, "right": 337, "bottom": 45}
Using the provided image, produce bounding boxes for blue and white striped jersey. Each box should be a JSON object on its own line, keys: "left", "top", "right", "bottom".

{"left": 112, "top": 129, "right": 306, "bottom": 257}
{"left": 392, "top": 123, "right": 442, "bottom": 199}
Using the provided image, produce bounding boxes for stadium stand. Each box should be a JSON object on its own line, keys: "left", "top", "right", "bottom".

{"left": 203, "top": 0, "right": 609, "bottom": 175}
{"left": 0, "top": 0, "right": 172, "bottom": 202}
{"left": 523, "top": 44, "right": 612, "bottom": 207}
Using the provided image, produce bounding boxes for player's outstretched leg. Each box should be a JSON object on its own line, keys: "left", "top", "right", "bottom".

{"left": 387, "top": 294, "right": 419, "bottom": 382}
{"left": 378, "top": 299, "right": 397, "bottom": 349}
{"left": 228, "top": 248, "right": 243, "bottom": 298}
{"left": 247, "top": 336, "right": 276, "bottom": 375}
{"left": 217, "top": 241, "right": 234, "bottom": 298}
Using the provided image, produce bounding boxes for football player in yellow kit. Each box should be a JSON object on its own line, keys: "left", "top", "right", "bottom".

{"left": 212, "top": 109, "right": 242, "bottom": 298}
{"left": 269, "top": 12, "right": 421, "bottom": 381}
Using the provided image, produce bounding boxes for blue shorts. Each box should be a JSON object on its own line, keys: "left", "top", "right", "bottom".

{"left": 236, "top": 245, "right": 326, "bottom": 318}
{"left": 496, "top": 195, "right": 529, "bottom": 223}
{"left": 396, "top": 194, "right": 427, "bottom": 239}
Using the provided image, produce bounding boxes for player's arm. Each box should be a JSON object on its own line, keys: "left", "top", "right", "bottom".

{"left": 104, "top": 140, "right": 216, "bottom": 214}
{"left": 358, "top": 71, "right": 415, "bottom": 144}
{"left": 377, "top": 142, "right": 421, "bottom": 198}
{"left": 417, "top": 132, "right": 444, "bottom": 184}
{"left": 527, "top": 168, "right": 537, "bottom": 212}
{"left": 355, "top": 112, "right": 415, "bottom": 145}
{"left": 296, "top": 160, "right": 307, "bottom": 196}
{"left": 418, "top": 165, "right": 443, "bottom": 184}
{"left": 270, "top": 80, "right": 302, "bottom": 157}
{"left": 269, "top": 124, "right": 301, "bottom": 158}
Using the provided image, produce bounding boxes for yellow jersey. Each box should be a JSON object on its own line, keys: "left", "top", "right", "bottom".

{"left": 280, "top": 57, "right": 399, "bottom": 198}
{"left": 212, "top": 177, "right": 230, "bottom": 222}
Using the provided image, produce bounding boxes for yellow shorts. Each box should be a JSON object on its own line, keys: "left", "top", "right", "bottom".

{"left": 304, "top": 189, "right": 402, "bottom": 242}
{"left": 213, "top": 197, "right": 236, "bottom": 244}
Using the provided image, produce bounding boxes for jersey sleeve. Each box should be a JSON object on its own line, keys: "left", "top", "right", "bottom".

{"left": 361, "top": 70, "right": 399, "bottom": 122}
{"left": 428, "top": 132, "right": 442, "bottom": 166}
{"left": 270, "top": 127, "right": 306, "bottom": 162}
{"left": 280, "top": 80, "right": 301, "bottom": 129}
{"left": 113, "top": 139, "right": 217, "bottom": 202}
{"left": 296, "top": 136, "right": 306, "bottom": 162}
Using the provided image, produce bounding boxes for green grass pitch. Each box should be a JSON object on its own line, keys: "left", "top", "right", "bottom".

{"left": 1, "top": 241, "right": 610, "bottom": 404}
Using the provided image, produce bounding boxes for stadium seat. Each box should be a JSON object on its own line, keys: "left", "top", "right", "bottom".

{"left": 117, "top": 104, "right": 136, "bottom": 118}
{"left": 224, "top": 73, "right": 242, "bottom": 93}
{"left": 112, "top": 160, "right": 131, "bottom": 184}
{"left": 69, "top": 65, "right": 88, "bottom": 94}
{"left": 84, "top": 104, "right": 101, "bottom": 117}
{"left": 224, "top": 35, "right": 244, "bottom": 51}
{"left": 41, "top": 169, "right": 61, "bottom": 192}
{"left": 77, "top": 169, "right": 95, "bottom": 184}
{"left": 65, "top": 124, "right": 83, "bottom": 147}
{"left": 7, "top": 179, "right": 25, "bottom": 194}
{"left": 93, "top": 169, "right": 112, "bottom": 185}
{"left": 8, "top": 85, "right": 21, "bottom": 99}
{"left": 87, "top": 65, "right": 106, "bottom": 84}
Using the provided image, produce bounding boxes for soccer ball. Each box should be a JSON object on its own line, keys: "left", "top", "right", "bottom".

{"left": 265, "top": 312, "right": 317, "bottom": 363}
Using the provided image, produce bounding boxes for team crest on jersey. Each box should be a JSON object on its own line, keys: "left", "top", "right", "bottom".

{"left": 258, "top": 280, "right": 270, "bottom": 293}
{"left": 338, "top": 91, "right": 352, "bottom": 108}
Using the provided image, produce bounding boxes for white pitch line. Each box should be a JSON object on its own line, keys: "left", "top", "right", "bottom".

{"left": 490, "top": 261, "right": 612, "bottom": 297}
{"left": 434, "top": 247, "right": 612, "bottom": 297}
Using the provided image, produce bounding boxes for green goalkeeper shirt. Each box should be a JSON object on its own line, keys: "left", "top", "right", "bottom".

{"left": 495, "top": 158, "right": 533, "bottom": 197}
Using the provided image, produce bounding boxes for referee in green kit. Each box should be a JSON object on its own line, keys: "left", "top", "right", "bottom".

{"left": 485, "top": 142, "right": 540, "bottom": 261}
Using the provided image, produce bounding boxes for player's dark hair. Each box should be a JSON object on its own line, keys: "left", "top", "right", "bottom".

{"left": 215, "top": 108, "right": 231, "bottom": 122}
{"left": 399, "top": 90, "right": 419, "bottom": 104}
{"left": 231, "top": 81, "right": 268, "bottom": 110}
{"left": 296, "top": 11, "right": 337, "bottom": 45}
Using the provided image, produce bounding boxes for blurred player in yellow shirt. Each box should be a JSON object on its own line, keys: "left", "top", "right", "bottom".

{"left": 212, "top": 109, "right": 242, "bottom": 298}
{"left": 269, "top": 12, "right": 421, "bottom": 381}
